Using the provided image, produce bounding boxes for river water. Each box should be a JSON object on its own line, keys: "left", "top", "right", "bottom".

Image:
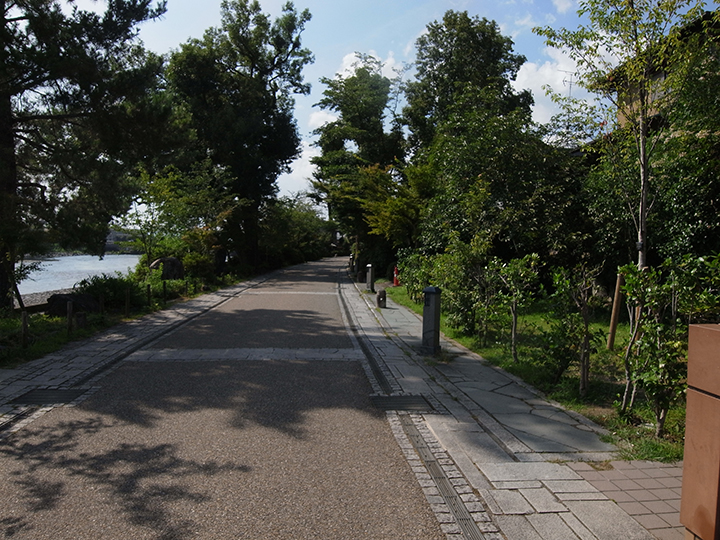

{"left": 18, "top": 254, "right": 141, "bottom": 295}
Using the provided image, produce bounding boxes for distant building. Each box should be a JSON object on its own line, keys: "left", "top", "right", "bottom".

{"left": 105, "top": 230, "right": 134, "bottom": 252}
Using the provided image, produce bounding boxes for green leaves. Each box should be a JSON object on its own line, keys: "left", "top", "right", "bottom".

{"left": 0, "top": 0, "right": 171, "bottom": 308}
{"left": 619, "top": 256, "right": 720, "bottom": 436}
{"left": 404, "top": 10, "right": 531, "bottom": 150}
{"left": 166, "top": 0, "right": 313, "bottom": 267}
{"left": 535, "top": 0, "right": 717, "bottom": 269}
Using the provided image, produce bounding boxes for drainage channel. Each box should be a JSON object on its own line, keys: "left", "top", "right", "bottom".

{"left": 399, "top": 414, "right": 487, "bottom": 540}
{"left": 337, "top": 277, "right": 394, "bottom": 394}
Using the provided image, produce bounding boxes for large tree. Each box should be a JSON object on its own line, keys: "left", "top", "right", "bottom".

{"left": 403, "top": 11, "right": 532, "bottom": 151}
{"left": 167, "top": 0, "right": 313, "bottom": 270}
{"left": 310, "top": 55, "right": 403, "bottom": 271}
{"left": 0, "top": 0, "right": 168, "bottom": 309}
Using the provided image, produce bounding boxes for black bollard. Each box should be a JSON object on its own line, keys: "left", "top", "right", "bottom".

{"left": 421, "top": 287, "right": 441, "bottom": 355}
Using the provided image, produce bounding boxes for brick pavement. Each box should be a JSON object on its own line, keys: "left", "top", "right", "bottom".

{"left": 568, "top": 460, "right": 684, "bottom": 540}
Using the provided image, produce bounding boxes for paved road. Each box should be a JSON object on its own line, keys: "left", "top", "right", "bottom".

{"left": 0, "top": 259, "right": 444, "bottom": 539}
{"left": 0, "top": 258, "right": 686, "bottom": 540}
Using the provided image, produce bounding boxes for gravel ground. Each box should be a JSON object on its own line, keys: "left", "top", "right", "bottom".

{"left": 15, "top": 289, "right": 73, "bottom": 308}
{"left": 0, "top": 360, "right": 445, "bottom": 540}
{"left": 0, "top": 259, "right": 445, "bottom": 539}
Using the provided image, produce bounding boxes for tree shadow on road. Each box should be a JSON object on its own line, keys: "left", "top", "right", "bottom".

{"left": 154, "top": 306, "right": 353, "bottom": 350}
{"left": 0, "top": 416, "right": 250, "bottom": 539}
{"left": 86, "top": 360, "right": 383, "bottom": 437}
{"left": 0, "top": 360, "right": 383, "bottom": 538}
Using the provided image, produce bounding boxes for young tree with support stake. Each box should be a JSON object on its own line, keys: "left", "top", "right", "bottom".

{"left": 537, "top": 0, "right": 718, "bottom": 434}
{"left": 535, "top": 0, "right": 711, "bottom": 270}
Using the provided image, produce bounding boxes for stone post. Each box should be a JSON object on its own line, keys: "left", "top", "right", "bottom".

{"left": 366, "top": 264, "right": 375, "bottom": 292}
{"left": 21, "top": 311, "right": 28, "bottom": 349}
{"left": 66, "top": 300, "right": 73, "bottom": 336}
{"left": 421, "top": 286, "right": 441, "bottom": 355}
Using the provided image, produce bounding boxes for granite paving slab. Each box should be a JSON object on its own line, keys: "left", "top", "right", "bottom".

{"left": 495, "top": 412, "right": 617, "bottom": 452}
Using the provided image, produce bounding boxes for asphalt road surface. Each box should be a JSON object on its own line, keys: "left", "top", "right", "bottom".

{"left": 0, "top": 259, "right": 444, "bottom": 539}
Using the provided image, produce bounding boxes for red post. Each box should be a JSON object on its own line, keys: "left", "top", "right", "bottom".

{"left": 393, "top": 266, "right": 400, "bottom": 287}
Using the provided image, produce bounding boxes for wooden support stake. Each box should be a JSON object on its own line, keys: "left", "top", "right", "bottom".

{"left": 607, "top": 273, "right": 624, "bottom": 350}
{"left": 21, "top": 311, "right": 29, "bottom": 349}
{"left": 66, "top": 300, "right": 73, "bottom": 336}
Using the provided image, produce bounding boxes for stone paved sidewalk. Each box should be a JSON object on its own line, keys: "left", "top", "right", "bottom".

{"left": 345, "top": 279, "right": 685, "bottom": 540}
{"left": 0, "top": 274, "right": 271, "bottom": 432}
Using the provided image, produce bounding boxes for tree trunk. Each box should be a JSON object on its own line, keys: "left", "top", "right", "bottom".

{"left": 637, "top": 80, "right": 650, "bottom": 270}
{"left": 0, "top": 89, "right": 18, "bottom": 310}
{"left": 621, "top": 315, "right": 642, "bottom": 412}
{"left": 655, "top": 404, "right": 668, "bottom": 438}
{"left": 510, "top": 300, "right": 518, "bottom": 363}
{"left": 579, "top": 311, "right": 591, "bottom": 397}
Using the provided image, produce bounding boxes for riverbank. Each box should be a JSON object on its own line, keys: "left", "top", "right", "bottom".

{"left": 17, "top": 254, "right": 140, "bottom": 296}
{"left": 14, "top": 289, "right": 74, "bottom": 309}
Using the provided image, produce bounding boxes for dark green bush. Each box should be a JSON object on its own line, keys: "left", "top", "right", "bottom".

{"left": 74, "top": 273, "right": 144, "bottom": 311}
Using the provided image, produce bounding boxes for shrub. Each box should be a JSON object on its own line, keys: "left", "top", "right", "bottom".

{"left": 74, "top": 273, "right": 144, "bottom": 311}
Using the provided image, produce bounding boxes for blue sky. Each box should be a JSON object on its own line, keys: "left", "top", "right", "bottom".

{"left": 130, "top": 0, "right": 588, "bottom": 195}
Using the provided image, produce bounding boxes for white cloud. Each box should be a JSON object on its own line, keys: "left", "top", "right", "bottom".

{"left": 552, "top": 0, "right": 575, "bottom": 14}
{"left": 338, "top": 52, "right": 359, "bottom": 77}
{"left": 515, "top": 14, "right": 537, "bottom": 31}
{"left": 404, "top": 28, "right": 426, "bottom": 58}
{"left": 336, "top": 51, "right": 401, "bottom": 79}
{"left": 308, "top": 110, "right": 337, "bottom": 131}
{"left": 277, "top": 142, "right": 320, "bottom": 197}
{"left": 380, "top": 51, "right": 399, "bottom": 79}
{"left": 512, "top": 47, "right": 583, "bottom": 124}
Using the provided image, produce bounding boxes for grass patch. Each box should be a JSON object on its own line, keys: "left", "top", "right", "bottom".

{"left": 0, "top": 274, "right": 244, "bottom": 370}
{"left": 385, "top": 284, "right": 685, "bottom": 463}
{"left": 0, "top": 311, "right": 127, "bottom": 369}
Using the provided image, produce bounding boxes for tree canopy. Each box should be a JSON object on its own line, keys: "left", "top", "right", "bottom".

{"left": 0, "top": 0, "right": 168, "bottom": 308}
{"left": 535, "top": 0, "right": 713, "bottom": 268}
{"left": 403, "top": 11, "right": 532, "bottom": 151}
{"left": 167, "top": 0, "right": 313, "bottom": 269}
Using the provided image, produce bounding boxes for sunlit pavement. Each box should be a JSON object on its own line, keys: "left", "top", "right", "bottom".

{"left": 0, "top": 258, "right": 684, "bottom": 539}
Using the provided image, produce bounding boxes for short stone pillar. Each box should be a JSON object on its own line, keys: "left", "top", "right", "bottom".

{"left": 681, "top": 325, "right": 720, "bottom": 540}
{"left": 377, "top": 289, "right": 386, "bottom": 308}
{"left": 366, "top": 264, "right": 375, "bottom": 292}
{"left": 421, "top": 286, "right": 441, "bottom": 355}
